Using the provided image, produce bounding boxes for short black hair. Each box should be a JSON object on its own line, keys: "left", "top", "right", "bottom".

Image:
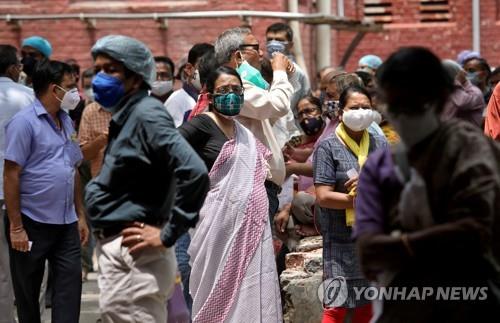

{"left": 154, "top": 56, "right": 175, "bottom": 75}
{"left": 65, "top": 58, "right": 80, "bottom": 76}
{"left": 206, "top": 66, "right": 242, "bottom": 94}
{"left": 32, "top": 59, "right": 74, "bottom": 97}
{"left": 82, "top": 68, "right": 94, "bottom": 79}
{"left": 376, "top": 47, "right": 453, "bottom": 115}
{"left": 198, "top": 50, "right": 217, "bottom": 86}
{"left": 339, "top": 85, "right": 372, "bottom": 110}
{"left": 355, "top": 70, "right": 373, "bottom": 88}
{"left": 492, "top": 67, "right": 500, "bottom": 78}
{"left": 0, "top": 44, "right": 18, "bottom": 75}
{"left": 188, "top": 43, "right": 214, "bottom": 65}
{"left": 266, "top": 22, "right": 293, "bottom": 42}
{"left": 300, "top": 95, "right": 322, "bottom": 112}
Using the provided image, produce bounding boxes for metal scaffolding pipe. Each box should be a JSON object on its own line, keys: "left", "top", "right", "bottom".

{"left": 287, "top": 0, "right": 309, "bottom": 77}
{"left": 472, "top": 0, "right": 480, "bottom": 53}
{"left": 316, "top": 0, "right": 332, "bottom": 70}
{"left": 0, "top": 10, "right": 381, "bottom": 32}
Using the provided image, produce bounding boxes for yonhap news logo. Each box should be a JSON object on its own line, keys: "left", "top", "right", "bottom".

{"left": 317, "top": 276, "right": 349, "bottom": 307}
{"left": 317, "top": 276, "right": 490, "bottom": 305}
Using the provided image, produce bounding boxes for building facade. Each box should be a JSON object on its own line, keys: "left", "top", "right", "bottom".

{"left": 0, "top": 0, "right": 498, "bottom": 88}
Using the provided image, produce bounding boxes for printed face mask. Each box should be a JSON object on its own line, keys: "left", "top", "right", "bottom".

{"left": 213, "top": 92, "right": 244, "bottom": 117}
{"left": 300, "top": 115, "right": 324, "bottom": 136}
{"left": 266, "top": 40, "right": 287, "bottom": 57}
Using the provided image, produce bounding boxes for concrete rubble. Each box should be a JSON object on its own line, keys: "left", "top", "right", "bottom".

{"left": 280, "top": 235, "right": 324, "bottom": 323}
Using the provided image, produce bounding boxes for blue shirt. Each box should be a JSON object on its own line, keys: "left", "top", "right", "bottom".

{"left": 4, "top": 99, "right": 83, "bottom": 224}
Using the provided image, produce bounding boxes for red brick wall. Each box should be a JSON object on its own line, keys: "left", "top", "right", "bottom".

{"left": 0, "top": 0, "right": 499, "bottom": 86}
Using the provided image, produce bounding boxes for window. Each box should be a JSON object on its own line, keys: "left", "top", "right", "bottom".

{"left": 419, "top": 0, "right": 451, "bottom": 22}
{"left": 363, "top": 0, "right": 393, "bottom": 24}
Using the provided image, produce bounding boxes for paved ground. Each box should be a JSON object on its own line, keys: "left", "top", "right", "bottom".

{"left": 41, "top": 273, "right": 100, "bottom": 323}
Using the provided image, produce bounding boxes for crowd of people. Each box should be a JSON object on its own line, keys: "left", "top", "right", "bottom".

{"left": 0, "top": 21, "right": 499, "bottom": 323}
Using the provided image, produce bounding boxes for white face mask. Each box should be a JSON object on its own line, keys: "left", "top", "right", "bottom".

{"left": 388, "top": 108, "right": 440, "bottom": 147}
{"left": 342, "top": 109, "right": 374, "bottom": 131}
{"left": 191, "top": 69, "right": 202, "bottom": 91}
{"left": 55, "top": 86, "right": 80, "bottom": 111}
{"left": 372, "top": 110, "right": 382, "bottom": 125}
{"left": 151, "top": 80, "right": 173, "bottom": 96}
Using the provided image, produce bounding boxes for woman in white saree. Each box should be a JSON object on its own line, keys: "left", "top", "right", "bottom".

{"left": 179, "top": 66, "right": 282, "bottom": 323}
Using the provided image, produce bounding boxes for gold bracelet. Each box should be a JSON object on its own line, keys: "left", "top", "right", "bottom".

{"left": 401, "top": 233, "right": 415, "bottom": 258}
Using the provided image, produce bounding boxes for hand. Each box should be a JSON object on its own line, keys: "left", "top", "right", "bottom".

{"left": 97, "top": 133, "right": 108, "bottom": 148}
{"left": 271, "top": 52, "right": 289, "bottom": 72}
{"left": 121, "top": 222, "right": 165, "bottom": 255}
{"left": 286, "top": 60, "right": 296, "bottom": 75}
{"left": 78, "top": 217, "right": 89, "bottom": 246}
{"left": 344, "top": 176, "right": 359, "bottom": 192}
{"left": 274, "top": 204, "right": 291, "bottom": 234}
{"left": 10, "top": 227, "right": 29, "bottom": 252}
{"left": 282, "top": 143, "right": 295, "bottom": 161}
{"left": 456, "top": 69, "right": 467, "bottom": 85}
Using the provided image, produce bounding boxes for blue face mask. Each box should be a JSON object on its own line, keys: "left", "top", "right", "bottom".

{"left": 466, "top": 71, "right": 481, "bottom": 86}
{"left": 92, "top": 73, "right": 125, "bottom": 112}
{"left": 266, "top": 40, "right": 287, "bottom": 57}
{"left": 236, "top": 61, "right": 269, "bottom": 90}
{"left": 213, "top": 93, "right": 244, "bottom": 117}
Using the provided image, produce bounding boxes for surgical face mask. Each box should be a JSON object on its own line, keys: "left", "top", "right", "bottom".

{"left": 466, "top": 71, "right": 481, "bottom": 86}
{"left": 300, "top": 115, "right": 324, "bottom": 136}
{"left": 342, "top": 109, "right": 374, "bottom": 131}
{"left": 92, "top": 73, "right": 125, "bottom": 112}
{"left": 21, "top": 56, "right": 36, "bottom": 77}
{"left": 236, "top": 60, "right": 269, "bottom": 90}
{"left": 54, "top": 86, "right": 80, "bottom": 111}
{"left": 388, "top": 108, "right": 440, "bottom": 148}
{"left": 83, "top": 88, "right": 94, "bottom": 102}
{"left": 266, "top": 40, "right": 288, "bottom": 57}
{"left": 213, "top": 92, "right": 244, "bottom": 117}
{"left": 191, "top": 70, "right": 202, "bottom": 91}
{"left": 324, "top": 100, "right": 339, "bottom": 119}
{"left": 151, "top": 80, "right": 173, "bottom": 96}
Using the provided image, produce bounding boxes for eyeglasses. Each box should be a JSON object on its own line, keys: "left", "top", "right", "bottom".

{"left": 214, "top": 85, "right": 244, "bottom": 95}
{"left": 239, "top": 44, "right": 260, "bottom": 52}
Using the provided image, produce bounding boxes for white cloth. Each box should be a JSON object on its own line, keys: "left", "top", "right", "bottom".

{"left": 96, "top": 235, "right": 176, "bottom": 323}
{"left": 189, "top": 122, "right": 282, "bottom": 323}
{"left": 237, "top": 70, "right": 294, "bottom": 186}
{"left": 164, "top": 88, "right": 196, "bottom": 127}
{"left": 0, "top": 77, "right": 34, "bottom": 199}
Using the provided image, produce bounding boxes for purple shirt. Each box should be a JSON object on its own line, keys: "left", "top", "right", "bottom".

{"left": 353, "top": 147, "right": 402, "bottom": 239}
{"left": 4, "top": 99, "right": 83, "bottom": 224}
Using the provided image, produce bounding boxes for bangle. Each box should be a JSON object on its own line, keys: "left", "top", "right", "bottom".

{"left": 401, "top": 233, "right": 415, "bottom": 258}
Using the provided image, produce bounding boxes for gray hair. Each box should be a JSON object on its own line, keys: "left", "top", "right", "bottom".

{"left": 214, "top": 27, "right": 251, "bottom": 65}
{"left": 335, "top": 73, "right": 364, "bottom": 94}
{"left": 442, "top": 59, "right": 462, "bottom": 81}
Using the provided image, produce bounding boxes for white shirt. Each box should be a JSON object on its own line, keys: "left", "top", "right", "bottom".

{"left": 237, "top": 70, "right": 294, "bottom": 186}
{"left": 164, "top": 88, "right": 196, "bottom": 127}
{"left": 0, "top": 77, "right": 35, "bottom": 199}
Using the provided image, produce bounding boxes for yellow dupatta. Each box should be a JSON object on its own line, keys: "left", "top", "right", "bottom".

{"left": 335, "top": 123, "right": 370, "bottom": 226}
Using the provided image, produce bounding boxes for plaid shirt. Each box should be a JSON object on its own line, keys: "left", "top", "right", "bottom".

{"left": 78, "top": 102, "right": 112, "bottom": 177}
